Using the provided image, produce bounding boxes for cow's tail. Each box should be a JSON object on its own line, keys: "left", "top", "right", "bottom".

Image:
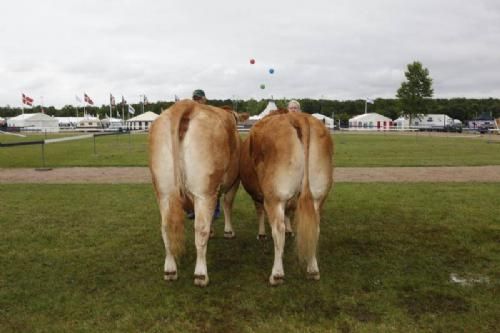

{"left": 166, "top": 101, "right": 194, "bottom": 258}
{"left": 292, "top": 115, "right": 319, "bottom": 263}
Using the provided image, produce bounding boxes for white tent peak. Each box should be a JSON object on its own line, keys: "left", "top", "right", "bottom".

{"left": 127, "top": 111, "right": 159, "bottom": 122}
{"left": 249, "top": 100, "right": 278, "bottom": 120}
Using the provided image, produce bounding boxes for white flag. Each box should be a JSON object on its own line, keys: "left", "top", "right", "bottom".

{"left": 366, "top": 98, "right": 374, "bottom": 104}
{"left": 128, "top": 105, "right": 135, "bottom": 115}
{"left": 75, "top": 95, "right": 82, "bottom": 103}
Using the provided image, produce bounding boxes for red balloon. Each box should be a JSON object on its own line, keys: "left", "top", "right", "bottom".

{"left": 250, "top": 59, "right": 255, "bottom": 64}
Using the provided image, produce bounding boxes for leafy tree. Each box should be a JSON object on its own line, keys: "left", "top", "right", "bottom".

{"left": 396, "top": 61, "right": 434, "bottom": 123}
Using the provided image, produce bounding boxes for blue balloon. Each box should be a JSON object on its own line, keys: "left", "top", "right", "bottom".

{"left": 269, "top": 68, "right": 275, "bottom": 74}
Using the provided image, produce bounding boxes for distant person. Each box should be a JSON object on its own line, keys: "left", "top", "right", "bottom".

{"left": 192, "top": 89, "right": 207, "bottom": 104}
{"left": 287, "top": 100, "right": 301, "bottom": 112}
{"left": 187, "top": 89, "right": 221, "bottom": 221}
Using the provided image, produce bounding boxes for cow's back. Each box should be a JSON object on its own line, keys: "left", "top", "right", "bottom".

{"left": 247, "top": 114, "right": 305, "bottom": 201}
{"left": 150, "top": 100, "right": 240, "bottom": 204}
{"left": 181, "top": 105, "right": 240, "bottom": 197}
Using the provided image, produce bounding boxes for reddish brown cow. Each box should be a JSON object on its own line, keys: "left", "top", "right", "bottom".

{"left": 240, "top": 110, "right": 334, "bottom": 285}
{"left": 149, "top": 100, "right": 246, "bottom": 287}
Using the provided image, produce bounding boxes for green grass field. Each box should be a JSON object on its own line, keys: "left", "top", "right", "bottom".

{"left": 1, "top": 132, "right": 500, "bottom": 168}
{"left": 1, "top": 183, "right": 499, "bottom": 332}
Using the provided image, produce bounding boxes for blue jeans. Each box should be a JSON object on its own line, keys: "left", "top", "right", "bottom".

{"left": 187, "top": 199, "right": 221, "bottom": 220}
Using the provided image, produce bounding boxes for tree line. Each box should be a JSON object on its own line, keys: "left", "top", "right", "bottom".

{"left": 1, "top": 97, "right": 498, "bottom": 125}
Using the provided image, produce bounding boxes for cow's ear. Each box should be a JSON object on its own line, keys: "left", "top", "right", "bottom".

{"left": 236, "top": 112, "right": 250, "bottom": 122}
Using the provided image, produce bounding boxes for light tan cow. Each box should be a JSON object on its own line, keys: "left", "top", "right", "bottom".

{"left": 240, "top": 110, "right": 334, "bottom": 285}
{"left": 149, "top": 100, "right": 245, "bottom": 287}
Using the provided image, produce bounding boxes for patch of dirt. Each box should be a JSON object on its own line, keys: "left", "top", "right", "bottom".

{"left": 1, "top": 166, "right": 500, "bottom": 184}
{"left": 400, "top": 290, "right": 470, "bottom": 319}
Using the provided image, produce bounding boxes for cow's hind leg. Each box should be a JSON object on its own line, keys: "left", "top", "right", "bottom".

{"left": 285, "top": 213, "right": 294, "bottom": 238}
{"left": 255, "top": 201, "right": 267, "bottom": 240}
{"left": 306, "top": 198, "right": 323, "bottom": 280}
{"left": 159, "top": 195, "right": 182, "bottom": 281}
{"left": 265, "top": 200, "right": 286, "bottom": 285}
{"left": 222, "top": 180, "right": 239, "bottom": 239}
{"left": 193, "top": 197, "right": 216, "bottom": 287}
{"left": 161, "top": 222, "right": 178, "bottom": 281}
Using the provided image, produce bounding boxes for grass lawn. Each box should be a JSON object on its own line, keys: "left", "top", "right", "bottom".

{"left": 334, "top": 133, "right": 500, "bottom": 167}
{"left": 0, "top": 132, "right": 148, "bottom": 168}
{"left": 1, "top": 132, "right": 500, "bottom": 168}
{"left": 1, "top": 183, "right": 499, "bottom": 332}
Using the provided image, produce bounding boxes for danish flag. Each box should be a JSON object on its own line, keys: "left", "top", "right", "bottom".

{"left": 22, "top": 93, "right": 34, "bottom": 106}
{"left": 84, "top": 93, "right": 94, "bottom": 105}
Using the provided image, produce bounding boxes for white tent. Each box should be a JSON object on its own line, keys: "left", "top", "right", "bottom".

{"left": 312, "top": 113, "right": 334, "bottom": 128}
{"left": 7, "top": 113, "right": 59, "bottom": 132}
{"left": 101, "top": 117, "right": 123, "bottom": 127}
{"left": 56, "top": 116, "right": 98, "bottom": 129}
{"left": 394, "top": 114, "right": 461, "bottom": 129}
{"left": 349, "top": 113, "right": 393, "bottom": 129}
{"left": 126, "top": 111, "right": 159, "bottom": 131}
{"left": 249, "top": 101, "right": 278, "bottom": 121}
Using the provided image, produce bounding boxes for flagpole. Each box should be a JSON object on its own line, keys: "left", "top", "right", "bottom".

{"left": 140, "top": 94, "right": 145, "bottom": 114}
{"left": 109, "top": 94, "right": 112, "bottom": 119}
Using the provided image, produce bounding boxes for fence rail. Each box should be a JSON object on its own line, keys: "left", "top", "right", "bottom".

{"left": 0, "top": 131, "right": 131, "bottom": 169}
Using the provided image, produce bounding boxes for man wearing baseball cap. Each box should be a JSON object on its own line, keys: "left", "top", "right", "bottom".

{"left": 192, "top": 89, "right": 207, "bottom": 104}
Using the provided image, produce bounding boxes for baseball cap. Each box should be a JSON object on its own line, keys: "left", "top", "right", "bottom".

{"left": 192, "top": 89, "right": 206, "bottom": 98}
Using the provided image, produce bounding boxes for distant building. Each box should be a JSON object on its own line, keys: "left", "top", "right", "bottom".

{"left": 247, "top": 101, "right": 279, "bottom": 124}
{"left": 126, "top": 111, "right": 159, "bottom": 131}
{"left": 77, "top": 117, "right": 103, "bottom": 130}
{"left": 312, "top": 113, "right": 334, "bottom": 128}
{"left": 349, "top": 113, "right": 393, "bottom": 129}
{"left": 7, "top": 113, "right": 59, "bottom": 132}
{"left": 56, "top": 116, "right": 98, "bottom": 129}
{"left": 394, "top": 114, "right": 461, "bottom": 129}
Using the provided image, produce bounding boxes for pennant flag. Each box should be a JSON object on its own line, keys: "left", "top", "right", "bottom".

{"left": 22, "top": 93, "right": 34, "bottom": 106}
{"left": 84, "top": 93, "right": 94, "bottom": 105}
{"left": 75, "top": 95, "right": 82, "bottom": 103}
{"left": 128, "top": 105, "right": 135, "bottom": 115}
{"left": 110, "top": 94, "right": 116, "bottom": 106}
{"left": 366, "top": 98, "right": 374, "bottom": 104}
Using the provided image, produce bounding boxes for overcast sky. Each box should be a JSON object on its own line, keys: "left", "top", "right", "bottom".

{"left": 1, "top": 0, "right": 499, "bottom": 107}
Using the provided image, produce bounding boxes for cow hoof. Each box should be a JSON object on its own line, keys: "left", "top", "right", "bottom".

{"left": 307, "top": 271, "right": 320, "bottom": 281}
{"left": 164, "top": 271, "right": 178, "bottom": 281}
{"left": 194, "top": 274, "right": 209, "bottom": 287}
{"left": 224, "top": 231, "right": 235, "bottom": 239}
{"left": 257, "top": 234, "right": 267, "bottom": 241}
{"left": 209, "top": 229, "right": 215, "bottom": 238}
{"left": 269, "top": 274, "right": 284, "bottom": 286}
{"left": 285, "top": 231, "right": 295, "bottom": 238}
